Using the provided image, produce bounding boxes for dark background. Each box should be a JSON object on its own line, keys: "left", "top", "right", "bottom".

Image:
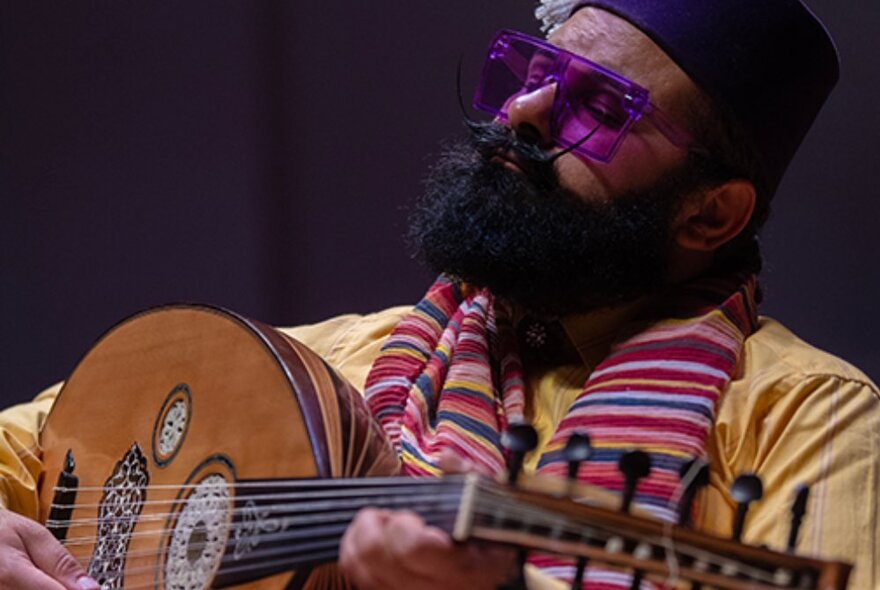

{"left": 1, "top": 1, "right": 878, "bottom": 406}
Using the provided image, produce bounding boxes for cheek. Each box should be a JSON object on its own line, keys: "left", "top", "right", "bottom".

{"left": 553, "top": 153, "right": 650, "bottom": 203}
{"left": 554, "top": 131, "right": 686, "bottom": 200}
{"left": 553, "top": 155, "right": 614, "bottom": 203}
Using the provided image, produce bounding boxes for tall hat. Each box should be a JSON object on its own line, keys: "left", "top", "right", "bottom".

{"left": 536, "top": 0, "right": 840, "bottom": 197}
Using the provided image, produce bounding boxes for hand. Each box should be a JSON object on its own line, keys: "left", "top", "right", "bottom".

{"left": 339, "top": 508, "right": 516, "bottom": 590}
{"left": 338, "top": 450, "right": 516, "bottom": 590}
{"left": 0, "top": 509, "right": 99, "bottom": 589}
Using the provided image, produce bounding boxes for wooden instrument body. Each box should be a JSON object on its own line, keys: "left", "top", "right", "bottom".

{"left": 38, "top": 306, "right": 398, "bottom": 590}
{"left": 36, "top": 305, "right": 853, "bottom": 590}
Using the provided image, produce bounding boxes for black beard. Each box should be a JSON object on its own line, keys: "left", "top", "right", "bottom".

{"left": 408, "top": 121, "right": 698, "bottom": 317}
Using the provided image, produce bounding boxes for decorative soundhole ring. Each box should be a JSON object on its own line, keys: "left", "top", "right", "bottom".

{"left": 152, "top": 384, "right": 192, "bottom": 466}
{"left": 160, "top": 456, "right": 235, "bottom": 590}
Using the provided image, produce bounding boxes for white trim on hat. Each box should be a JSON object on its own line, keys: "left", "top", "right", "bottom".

{"left": 535, "top": 0, "right": 581, "bottom": 34}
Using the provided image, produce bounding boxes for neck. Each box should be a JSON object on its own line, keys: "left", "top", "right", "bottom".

{"left": 208, "top": 477, "right": 466, "bottom": 587}
{"left": 666, "top": 245, "right": 715, "bottom": 285}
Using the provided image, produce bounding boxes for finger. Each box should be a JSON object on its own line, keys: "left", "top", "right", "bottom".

{"left": 342, "top": 510, "right": 445, "bottom": 589}
{"left": 340, "top": 507, "right": 388, "bottom": 564}
{"left": 386, "top": 511, "right": 452, "bottom": 558}
{"left": 19, "top": 521, "right": 98, "bottom": 590}
{"left": 384, "top": 511, "right": 459, "bottom": 585}
{"left": 384, "top": 513, "right": 514, "bottom": 588}
{"left": 437, "top": 449, "right": 495, "bottom": 477}
{"left": 437, "top": 449, "right": 475, "bottom": 474}
{"left": 0, "top": 554, "right": 67, "bottom": 590}
{"left": 339, "top": 508, "right": 394, "bottom": 589}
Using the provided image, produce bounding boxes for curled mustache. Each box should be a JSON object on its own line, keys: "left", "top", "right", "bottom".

{"left": 455, "top": 61, "right": 599, "bottom": 191}
{"left": 461, "top": 120, "right": 560, "bottom": 190}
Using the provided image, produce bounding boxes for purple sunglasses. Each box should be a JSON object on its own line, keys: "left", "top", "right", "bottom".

{"left": 473, "top": 30, "right": 704, "bottom": 163}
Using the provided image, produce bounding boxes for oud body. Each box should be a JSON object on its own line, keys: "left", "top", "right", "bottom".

{"left": 39, "top": 305, "right": 398, "bottom": 589}
{"left": 37, "top": 305, "right": 853, "bottom": 590}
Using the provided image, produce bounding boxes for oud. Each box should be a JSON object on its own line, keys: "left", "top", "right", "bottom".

{"left": 37, "top": 305, "right": 851, "bottom": 589}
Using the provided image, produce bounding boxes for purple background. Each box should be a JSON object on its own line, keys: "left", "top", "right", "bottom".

{"left": 2, "top": 1, "right": 878, "bottom": 406}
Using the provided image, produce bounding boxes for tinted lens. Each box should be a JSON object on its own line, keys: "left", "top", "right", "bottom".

{"left": 474, "top": 32, "right": 559, "bottom": 119}
{"left": 474, "top": 31, "right": 649, "bottom": 162}
{"left": 553, "top": 56, "right": 640, "bottom": 161}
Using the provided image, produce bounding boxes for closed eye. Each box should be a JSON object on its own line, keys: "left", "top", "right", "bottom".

{"left": 578, "top": 95, "right": 628, "bottom": 129}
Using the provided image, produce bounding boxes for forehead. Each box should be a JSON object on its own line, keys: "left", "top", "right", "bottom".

{"left": 549, "top": 7, "right": 698, "bottom": 117}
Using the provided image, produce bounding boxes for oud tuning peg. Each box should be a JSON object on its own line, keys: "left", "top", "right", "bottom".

{"left": 618, "top": 450, "right": 651, "bottom": 513}
{"left": 730, "top": 473, "right": 763, "bottom": 541}
{"left": 563, "top": 433, "right": 592, "bottom": 486}
{"left": 571, "top": 533, "right": 598, "bottom": 590}
{"left": 498, "top": 424, "right": 538, "bottom": 590}
{"left": 63, "top": 448, "right": 76, "bottom": 474}
{"left": 571, "top": 556, "right": 588, "bottom": 590}
{"left": 628, "top": 571, "right": 644, "bottom": 590}
{"left": 501, "top": 423, "right": 538, "bottom": 486}
{"left": 628, "top": 543, "right": 653, "bottom": 589}
{"left": 787, "top": 484, "right": 810, "bottom": 552}
{"left": 677, "top": 458, "right": 710, "bottom": 527}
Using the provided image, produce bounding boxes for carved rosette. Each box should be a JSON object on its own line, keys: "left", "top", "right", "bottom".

{"left": 87, "top": 443, "right": 150, "bottom": 589}
{"left": 152, "top": 384, "right": 192, "bottom": 467}
{"left": 164, "top": 473, "right": 232, "bottom": 590}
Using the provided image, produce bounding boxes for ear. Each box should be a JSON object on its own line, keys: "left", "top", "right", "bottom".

{"left": 673, "top": 179, "right": 757, "bottom": 251}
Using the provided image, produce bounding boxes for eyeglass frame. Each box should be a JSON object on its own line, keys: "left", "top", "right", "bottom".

{"left": 473, "top": 29, "right": 707, "bottom": 163}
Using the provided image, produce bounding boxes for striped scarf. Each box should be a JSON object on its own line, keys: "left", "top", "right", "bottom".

{"left": 364, "top": 274, "right": 758, "bottom": 586}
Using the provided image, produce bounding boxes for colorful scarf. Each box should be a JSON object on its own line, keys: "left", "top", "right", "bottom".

{"left": 364, "top": 274, "right": 758, "bottom": 585}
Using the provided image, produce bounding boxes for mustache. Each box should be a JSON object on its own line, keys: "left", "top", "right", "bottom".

{"left": 454, "top": 61, "right": 597, "bottom": 191}
{"left": 464, "top": 119, "right": 553, "bottom": 163}
{"left": 462, "top": 119, "right": 561, "bottom": 189}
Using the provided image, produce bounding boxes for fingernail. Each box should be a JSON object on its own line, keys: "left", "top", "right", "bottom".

{"left": 76, "top": 575, "right": 101, "bottom": 590}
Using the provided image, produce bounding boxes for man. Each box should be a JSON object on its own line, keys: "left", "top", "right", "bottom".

{"left": 0, "top": 0, "right": 877, "bottom": 589}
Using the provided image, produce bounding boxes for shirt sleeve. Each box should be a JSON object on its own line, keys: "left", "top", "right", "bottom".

{"left": 279, "top": 306, "right": 411, "bottom": 392}
{"left": 0, "top": 382, "right": 62, "bottom": 517}
{"left": 701, "top": 373, "right": 880, "bottom": 589}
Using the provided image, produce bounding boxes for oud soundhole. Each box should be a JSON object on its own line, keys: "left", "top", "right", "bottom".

{"left": 164, "top": 473, "right": 232, "bottom": 590}
{"left": 153, "top": 384, "right": 192, "bottom": 466}
{"left": 187, "top": 521, "right": 208, "bottom": 564}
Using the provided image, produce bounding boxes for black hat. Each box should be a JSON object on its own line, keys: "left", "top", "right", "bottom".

{"left": 537, "top": 0, "right": 840, "bottom": 197}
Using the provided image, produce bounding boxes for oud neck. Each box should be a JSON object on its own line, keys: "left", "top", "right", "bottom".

{"left": 208, "top": 473, "right": 847, "bottom": 590}
{"left": 212, "top": 476, "right": 470, "bottom": 588}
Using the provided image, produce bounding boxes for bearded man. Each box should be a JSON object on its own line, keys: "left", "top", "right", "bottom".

{"left": 0, "top": 1, "right": 877, "bottom": 589}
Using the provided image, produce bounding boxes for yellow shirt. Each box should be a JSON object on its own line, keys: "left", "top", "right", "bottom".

{"left": 2, "top": 307, "right": 878, "bottom": 588}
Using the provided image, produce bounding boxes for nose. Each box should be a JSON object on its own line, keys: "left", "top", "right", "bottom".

{"left": 505, "top": 83, "right": 556, "bottom": 149}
